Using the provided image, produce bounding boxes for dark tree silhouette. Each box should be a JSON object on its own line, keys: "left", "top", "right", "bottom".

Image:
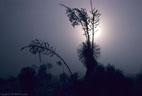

{"left": 61, "top": 0, "right": 101, "bottom": 79}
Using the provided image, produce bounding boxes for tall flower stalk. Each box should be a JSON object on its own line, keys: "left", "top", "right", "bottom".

{"left": 61, "top": 0, "right": 101, "bottom": 51}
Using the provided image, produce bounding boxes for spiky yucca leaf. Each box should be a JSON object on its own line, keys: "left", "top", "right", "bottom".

{"left": 77, "top": 41, "right": 100, "bottom": 67}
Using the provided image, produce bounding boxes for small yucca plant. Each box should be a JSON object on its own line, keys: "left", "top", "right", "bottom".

{"left": 21, "top": 39, "right": 73, "bottom": 75}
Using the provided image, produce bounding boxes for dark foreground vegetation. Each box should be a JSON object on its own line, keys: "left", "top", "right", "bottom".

{"left": 0, "top": 64, "right": 142, "bottom": 96}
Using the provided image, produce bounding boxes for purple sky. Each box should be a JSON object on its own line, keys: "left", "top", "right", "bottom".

{"left": 0, "top": 0, "right": 142, "bottom": 78}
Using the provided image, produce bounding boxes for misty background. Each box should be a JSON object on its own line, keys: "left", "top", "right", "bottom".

{"left": 0, "top": 0, "right": 142, "bottom": 78}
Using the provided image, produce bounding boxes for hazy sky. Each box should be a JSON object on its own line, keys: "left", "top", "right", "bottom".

{"left": 0, "top": 0, "right": 142, "bottom": 78}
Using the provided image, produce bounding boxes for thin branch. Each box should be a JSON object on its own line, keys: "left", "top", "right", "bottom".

{"left": 90, "top": 0, "right": 93, "bottom": 11}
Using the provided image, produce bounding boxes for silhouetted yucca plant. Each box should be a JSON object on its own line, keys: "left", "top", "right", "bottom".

{"left": 21, "top": 39, "right": 73, "bottom": 75}
{"left": 61, "top": 0, "right": 101, "bottom": 79}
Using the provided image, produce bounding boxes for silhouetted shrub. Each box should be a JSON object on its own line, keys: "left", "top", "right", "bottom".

{"left": 18, "top": 67, "right": 36, "bottom": 95}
